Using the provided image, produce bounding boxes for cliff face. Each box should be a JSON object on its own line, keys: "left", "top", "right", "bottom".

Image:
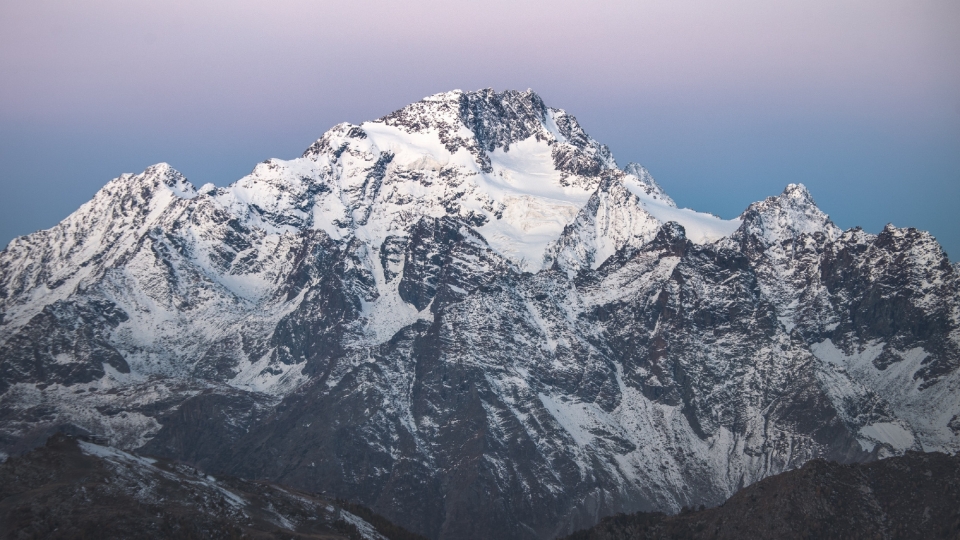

{"left": 1, "top": 89, "right": 958, "bottom": 539}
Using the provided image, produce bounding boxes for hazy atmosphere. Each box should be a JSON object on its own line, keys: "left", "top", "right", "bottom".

{"left": 2, "top": 0, "right": 958, "bottom": 257}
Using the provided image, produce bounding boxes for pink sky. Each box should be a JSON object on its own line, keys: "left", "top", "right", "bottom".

{"left": 2, "top": 1, "right": 955, "bottom": 124}
{"left": 1, "top": 0, "right": 958, "bottom": 255}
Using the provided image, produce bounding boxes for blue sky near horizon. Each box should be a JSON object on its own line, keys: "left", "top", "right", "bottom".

{"left": 2, "top": 1, "right": 958, "bottom": 258}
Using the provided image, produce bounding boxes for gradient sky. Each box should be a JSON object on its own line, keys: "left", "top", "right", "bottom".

{"left": 2, "top": 0, "right": 959, "bottom": 258}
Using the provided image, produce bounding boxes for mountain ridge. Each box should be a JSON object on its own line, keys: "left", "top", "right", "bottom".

{"left": 0, "top": 88, "right": 957, "bottom": 539}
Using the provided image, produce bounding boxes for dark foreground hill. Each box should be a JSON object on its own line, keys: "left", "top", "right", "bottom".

{"left": 563, "top": 451, "right": 960, "bottom": 540}
{"left": 0, "top": 433, "right": 424, "bottom": 540}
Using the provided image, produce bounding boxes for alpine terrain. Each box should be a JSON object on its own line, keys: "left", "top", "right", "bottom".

{"left": 0, "top": 89, "right": 957, "bottom": 539}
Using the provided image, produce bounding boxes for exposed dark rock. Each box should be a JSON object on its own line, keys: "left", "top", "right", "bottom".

{"left": 563, "top": 451, "right": 960, "bottom": 540}
{"left": 0, "top": 433, "right": 422, "bottom": 540}
{"left": 0, "top": 300, "right": 129, "bottom": 393}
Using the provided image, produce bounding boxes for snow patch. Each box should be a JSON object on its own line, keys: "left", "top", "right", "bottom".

{"left": 858, "top": 422, "right": 917, "bottom": 452}
{"left": 338, "top": 508, "right": 388, "bottom": 540}
{"left": 621, "top": 175, "right": 740, "bottom": 244}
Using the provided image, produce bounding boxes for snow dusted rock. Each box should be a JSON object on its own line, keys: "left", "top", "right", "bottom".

{"left": 733, "top": 183, "right": 841, "bottom": 249}
{"left": 809, "top": 224, "right": 960, "bottom": 454}
{"left": 0, "top": 89, "right": 958, "bottom": 539}
{"left": 545, "top": 172, "right": 663, "bottom": 275}
{"left": 621, "top": 163, "right": 674, "bottom": 207}
{"left": 0, "top": 299, "right": 130, "bottom": 393}
{"left": 375, "top": 89, "right": 616, "bottom": 180}
{"left": 722, "top": 183, "right": 844, "bottom": 337}
{"left": 723, "top": 182, "right": 960, "bottom": 457}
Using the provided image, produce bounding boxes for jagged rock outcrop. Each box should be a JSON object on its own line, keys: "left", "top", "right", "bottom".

{"left": 0, "top": 88, "right": 957, "bottom": 540}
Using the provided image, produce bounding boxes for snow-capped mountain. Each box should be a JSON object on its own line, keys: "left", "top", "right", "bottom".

{"left": 1, "top": 89, "right": 958, "bottom": 540}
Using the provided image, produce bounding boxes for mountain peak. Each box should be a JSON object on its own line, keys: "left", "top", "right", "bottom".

{"left": 374, "top": 88, "right": 615, "bottom": 175}
{"left": 781, "top": 182, "right": 814, "bottom": 202}
{"left": 734, "top": 183, "right": 840, "bottom": 246}
{"left": 377, "top": 88, "right": 549, "bottom": 149}
{"left": 226, "top": 89, "right": 626, "bottom": 272}
{"left": 621, "top": 163, "right": 675, "bottom": 207}
{"left": 103, "top": 162, "right": 197, "bottom": 200}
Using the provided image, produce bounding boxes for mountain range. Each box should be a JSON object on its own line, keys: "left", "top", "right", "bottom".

{"left": 1, "top": 89, "right": 957, "bottom": 539}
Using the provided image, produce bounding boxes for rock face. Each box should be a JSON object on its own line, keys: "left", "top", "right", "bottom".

{"left": 0, "top": 88, "right": 958, "bottom": 539}
{"left": 562, "top": 450, "right": 960, "bottom": 540}
{"left": 0, "top": 433, "right": 420, "bottom": 540}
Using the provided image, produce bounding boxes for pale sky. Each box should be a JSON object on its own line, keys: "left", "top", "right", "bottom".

{"left": 2, "top": 0, "right": 958, "bottom": 256}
